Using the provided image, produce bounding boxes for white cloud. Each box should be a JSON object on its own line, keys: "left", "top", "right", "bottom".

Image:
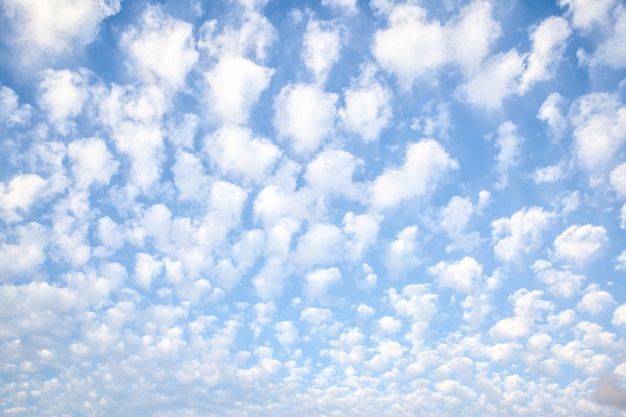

{"left": 304, "top": 267, "right": 342, "bottom": 303}
{"left": 171, "top": 150, "right": 210, "bottom": 201}
{"left": 123, "top": 5, "right": 198, "bottom": 90}
{"left": 577, "top": 284, "right": 616, "bottom": 315}
{"left": 385, "top": 226, "right": 420, "bottom": 278}
{"left": 586, "top": 5, "right": 626, "bottom": 69}
{"left": 489, "top": 289, "right": 553, "bottom": 341}
{"left": 339, "top": 64, "right": 392, "bottom": 142}
{"left": 537, "top": 93, "right": 568, "bottom": 139}
{"left": 300, "top": 307, "right": 342, "bottom": 337}
{"left": 206, "top": 125, "right": 281, "bottom": 184}
{"left": 594, "top": 373, "right": 626, "bottom": 408}
{"left": 372, "top": 1, "right": 499, "bottom": 89}
{"left": 616, "top": 250, "right": 626, "bottom": 271}
{"left": 532, "top": 260, "right": 584, "bottom": 298}
{"left": 2, "top": 0, "right": 121, "bottom": 63}
{"left": 459, "top": 49, "right": 524, "bottom": 110}
{"left": 38, "top": 69, "right": 89, "bottom": 134}
{"left": 0, "top": 222, "right": 48, "bottom": 280}
{"left": 67, "top": 138, "right": 118, "bottom": 190}
{"left": 428, "top": 256, "right": 483, "bottom": 294}
{"left": 553, "top": 224, "right": 608, "bottom": 265}
{"left": 206, "top": 56, "right": 274, "bottom": 123}
{"left": 493, "top": 121, "right": 523, "bottom": 189}
{"left": 438, "top": 193, "right": 487, "bottom": 253}
{"left": 533, "top": 164, "right": 566, "bottom": 184}
{"left": 492, "top": 207, "right": 554, "bottom": 263}
{"left": 387, "top": 283, "right": 438, "bottom": 322}
{"left": 461, "top": 293, "right": 492, "bottom": 328}
{"left": 519, "top": 16, "right": 571, "bottom": 94}
{"left": 294, "top": 223, "right": 345, "bottom": 268}
{"left": 305, "top": 149, "right": 362, "bottom": 198}
{"left": 613, "top": 304, "right": 626, "bottom": 327}
{"left": 610, "top": 162, "right": 626, "bottom": 198}
{"left": 321, "top": 0, "right": 357, "bottom": 15}
{"left": 568, "top": 92, "right": 626, "bottom": 185}
{"left": 343, "top": 213, "right": 381, "bottom": 261}
{"left": 558, "top": 0, "right": 616, "bottom": 32}
{"left": 622, "top": 204, "right": 626, "bottom": 230}
{"left": 274, "top": 321, "right": 298, "bottom": 346}
{"left": 370, "top": 139, "right": 458, "bottom": 211}
{"left": 253, "top": 257, "right": 289, "bottom": 300}
{"left": 273, "top": 83, "right": 338, "bottom": 154}
{"left": 301, "top": 19, "right": 342, "bottom": 85}
{"left": 0, "top": 174, "right": 46, "bottom": 222}
{"left": 0, "top": 85, "right": 31, "bottom": 126}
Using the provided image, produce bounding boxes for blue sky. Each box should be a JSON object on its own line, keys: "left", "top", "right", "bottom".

{"left": 1, "top": 0, "right": 626, "bottom": 415}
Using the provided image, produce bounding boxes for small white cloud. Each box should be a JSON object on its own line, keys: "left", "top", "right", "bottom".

{"left": 206, "top": 56, "right": 274, "bottom": 124}
{"left": 304, "top": 267, "right": 341, "bottom": 303}
{"left": 585, "top": 5, "right": 626, "bottom": 69}
{"left": 458, "top": 49, "right": 524, "bottom": 110}
{"left": 0, "top": 86, "right": 31, "bottom": 126}
{"left": 616, "top": 250, "right": 626, "bottom": 271}
{"left": 302, "top": 19, "right": 342, "bottom": 85}
{"left": 385, "top": 226, "right": 420, "bottom": 278}
{"left": 519, "top": 16, "right": 571, "bottom": 94}
{"left": 428, "top": 256, "right": 483, "bottom": 294}
{"left": 321, "top": 0, "right": 357, "bottom": 15}
{"left": 294, "top": 223, "right": 345, "bottom": 268}
{"left": 569, "top": 92, "right": 626, "bottom": 185}
{"left": 171, "top": 150, "right": 210, "bottom": 201}
{"left": 537, "top": 92, "right": 568, "bottom": 139}
{"left": 613, "top": 304, "right": 626, "bottom": 327}
{"left": 206, "top": 125, "right": 281, "bottom": 184}
{"left": 559, "top": 0, "right": 616, "bottom": 32}
{"left": 492, "top": 206, "right": 554, "bottom": 263}
{"left": 532, "top": 259, "right": 584, "bottom": 298}
{"left": 0, "top": 174, "right": 47, "bottom": 222}
{"left": 273, "top": 83, "right": 337, "bottom": 154}
{"left": 275, "top": 321, "right": 298, "bottom": 346}
{"left": 67, "top": 138, "right": 118, "bottom": 190}
{"left": 387, "top": 283, "right": 438, "bottom": 322}
{"left": 577, "top": 284, "right": 616, "bottom": 315}
{"left": 343, "top": 213, "right": 381, "bottom": 261}
{"left": 610, "top": 162, "right": 626, "bottom": 198}
{"left": 38, "top": 68, "right": 89, "bottom": 134}
{"left": 533, "top": 164, "right": 566, "bottom": 184}
{"left": 493, "top": 121, "right": 523, "bottom": 189}
{"left": 553, "top": 224, "right": 608, "bottom": 265}
{"left": 134, "top": 252, "right": 162, "bottom": 290}
{"left": 2, "top": 0, "right": 121, "bottom": 64}
{"left": 370, "top": 139, "right": 458, "bottom": 211}
{"left": 123, "top": 5, "right": 198, "bottom": 90}
{"left": 339, "top": 64, "right": 393, "bottom": 142}
{"left": 305, "top": 149, "right": 362, "bottom": 198}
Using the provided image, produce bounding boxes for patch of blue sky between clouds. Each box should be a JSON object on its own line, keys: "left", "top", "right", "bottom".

{"left": 1, "top": 0, "right": 626, "bottom": 415}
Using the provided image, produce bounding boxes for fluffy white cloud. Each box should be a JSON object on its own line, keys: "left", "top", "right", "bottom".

{"left": 385, "top": 226, "right": 420, "bottom": 278}
{"left": 559, "top": 0, "right": 616, "bottom": 32}
{"left": 438, "top": 193, "right": 488, "bottom": 253}
{"left": 568, "top": 93, "right": 626, "bottom": 185}
{"left": 273, "top": 83, "right": 338, "bottom": 154}
{"left": 616, "top": 250, "right": 626, "bottom": 271}
{"left": 123, "top": 5, "right": 198, "bottom": 90}
{"left": 0, "top": 85, "right": 31, "bottom": 125}
{"left": 613, "top": 304, "right": 626, "bottom": 327}
{"left": 489, "top": 289, "right": 553, "bottom": 341}
{"left": 305, "top": 149, "right": 362, "bottom": 198}
{"left": 321, "top": 0, "right": 357, "bottom": 15}
{"left": 0, "top": 222, "right": 48, "bottom": 280}
{"left": 206, "top": 56, "right": 274, "bottom": 123}
{"left": 343, "top": 213, "right": 381, "bottom": 262}
{"left": 585, "top": 5, "right": 626, "bottom": 68}
{"left": 532, "top": 260, "right": 584, "bottom": 298}
{"left": 492, "top": 207, "right": 554, "bottom": 263}
{"left": 493, "top": 121, "right": 523, "bottom": 189}
{"left": 519, "top": 16, "right": 571, "bottom": 94}
{"left": 0, "top": 174, "right": 46, "bottom": 222}
{"left": 302, "top": 19, "right": 342, "bottom": 85}
{"left": 304, "top": 267, "right": 341, "bottom": 303}
{"left": 387, "top": 283, "right": 438, "bottom": 322}
{"left": 339, "top": 64, "right": 392, "bottom": 142}
{"left": 532, "top": 164, "right": 566, "bottom": 184}
{"left": 372, "top": 1, "right": 499, "bottom": 88}
{"left": 459, "top": 50, "right": 524, "bottom": 110}
{"left": 537, "top": 92, "right": 568, "bottom": 139}
{"left": 553, "top": 224, "right": 608, "bottom": 265}
{"left": 2, "top": 0, "right": 121, "bottom": 62}
{"left": 206, "top": 125, "right": 281, "bottom": 183}
{"left": 274, "top": 321, "right": 298, "bottom": 346}
{"left": 67, "top": 138, "right": 118, "bottom": 190}
{"left": 38, "top": 69, "right": 89, "bottom": 134}
{"left": 171, "top": 150, "right": 210, "bottom": 201}
{"left": 295, "top": 223, "right": 345, "bottom": 268}
{"left": 428, "top": 257, "right": 483, "bottom": 294}
{"left": 370, "top": 139, "right": 458, "bottom": 211}
{"left": 577, "top": 284, "right": 615, "bottom": 315}
{"left": 610, "top": 162, "right": 626, "bottom": 198}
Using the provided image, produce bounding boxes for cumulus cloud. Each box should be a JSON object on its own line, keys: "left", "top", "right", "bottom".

{"left": 321, "top": 0, "right": 357, "bottom": 15}
{"left": 67, "top": 138, "right": 119, "bottom": 190}
{"left": 302, "top": 19, "right": 342, "bottom": 85}
{"left": 559, "top": 0, "right": 616, "bottom": 32}
{"left": 273, "top": 83, "right": 338, "bottom": 154}
{"left": 122, "top": 5, "right": 198, "bottom": 91}
{"left": 304, "top": 267, "right": 341, "bottom": 304}
{"left": 429, "top": 256, "right": 483, "bottom": 294}
{"left": 537, "top": 92, "right": 568, "bottom": 139}
{"left": 0, "top": 174, "right": 47, "bottom": 222}
{"left": 577, "top": 284, "right": 615, "bottom": 315}
{"left": 2, "top": 0, "right": 121, "bottom": 64}
{"left": 593, "top": 373, "right": 626, "bottom": 408}
{"left": 0, "top": 85, "right": 31, "bottom": 126}
{"left": 370, "top": 139, "right": 458, "bottom": 211}
{"left": 532, "top": 260, "right": 584, "bottom": 298}
{"left": 339, "top": 64, "right": 392, "bottom": 142}
{"left": 493, "top": 121, "right": 523, "bottom": 189}
{"left": 38, "top": 69, "right": 89, "bottom": 134}
{"left": 385, "top": 226, "right": 420, "bottom": 278}
{"left": 584, "top": 5, "right": 626, "bottom": 69}
{"left": 553, "top": 224, "right": 608, "bottom": 266}
{"left": 492, "top": 207, "right": 554, "bottom": 263}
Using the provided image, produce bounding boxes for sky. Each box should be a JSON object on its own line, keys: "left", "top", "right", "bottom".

{"left": 1, "top": 0, "right": 626, "bottom": 415}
